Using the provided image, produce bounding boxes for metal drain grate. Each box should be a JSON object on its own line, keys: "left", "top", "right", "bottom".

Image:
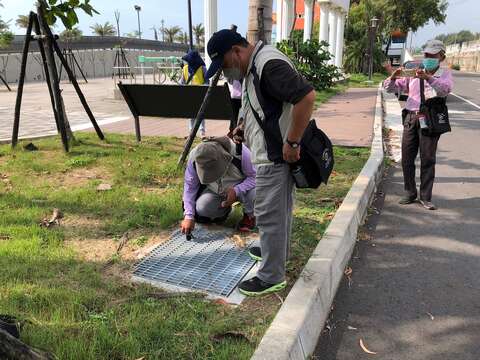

{"left": 133, "top": 227, "right": 256, "bottom": 297}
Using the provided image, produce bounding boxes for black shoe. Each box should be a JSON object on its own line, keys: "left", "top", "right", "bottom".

{"left": 399, "top": 195, "right": 417, "bottom": 205}
{"left": 248, "top": 246, "right": 262, "bottom": 261}
{"left": 419, "top": 199, "right": 437, "bottom": 210}
{"left": 238, "top": 276, "right": 286, "bottom": 297}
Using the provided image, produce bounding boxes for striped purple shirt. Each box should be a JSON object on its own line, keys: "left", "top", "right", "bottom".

{"left": 383, "top": 67, "right": 453, "bottom": 111}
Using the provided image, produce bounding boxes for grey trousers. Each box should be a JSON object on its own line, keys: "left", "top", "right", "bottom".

{"left": 196, "top": 188, "right": 256, "bottom": 220}
{"left": 255, "top": 163, "right": 294, "bottom": 284}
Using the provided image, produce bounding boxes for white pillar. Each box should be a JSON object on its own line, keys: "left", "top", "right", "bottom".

{"left": 335, "top": 12, "right": 346, "bottom": 68}
{"left": 276, "top": 0, "right": 284, "bottom": 42}
{"left": 328, "top": 9, "right": 338, "bottom": 64}
{"left": 303, "top": 0, "right": 314, "bottom": 42}
{"left": 284, "top": 0, "right": 294, "bottom": 40}
{"left": 204, "top": 0, "right": 217, "bottom": 69}
{"left": 319, "top": 1, "right": 330, "bottom": 44}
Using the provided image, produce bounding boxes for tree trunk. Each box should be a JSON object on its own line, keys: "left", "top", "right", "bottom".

{"left": 247, "top": 0, "right": 273, "bottom": 44}
{"left": 36, "top": 1, "right": 71, "bottom": 151}
{"left": 0, "top": 329, "right": 55, "bottom": 360}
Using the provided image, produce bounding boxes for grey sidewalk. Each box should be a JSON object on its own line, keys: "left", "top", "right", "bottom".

{"left": 315, "top": 79, "right": 480, "bottom": 359}
{"left": 1, "top": 78, "right": 377, "bottom": 147}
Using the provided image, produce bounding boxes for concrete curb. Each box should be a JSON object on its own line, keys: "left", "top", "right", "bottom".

{"left": 383, "top": 90, "right": 403, "bottom": 162}
{"left": 251, "top": 84, "right": 385, "bottom": 360}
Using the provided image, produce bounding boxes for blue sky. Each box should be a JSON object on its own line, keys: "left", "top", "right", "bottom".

{"left": 412, "top": 0, "right": 480, "bottom": 47}
{"left": 0, "top": 0, "right": 478, "bottom": 47}
{"left": 0, "top": 0, "right": 250, "bottom": 38}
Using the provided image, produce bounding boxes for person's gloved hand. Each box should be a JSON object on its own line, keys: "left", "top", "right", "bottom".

{"left": 181, "top": 218, "right": 195, "bottom": 234}
{"left": 221, "top": 187, "right": 237, "bottom": 208}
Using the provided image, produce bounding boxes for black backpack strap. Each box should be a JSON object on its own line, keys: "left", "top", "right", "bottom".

{"left": 420, "top": 78, "right": 426, "bottom": 106}
{"left": 231, "top": 156, "right": 243, "bottom": 174}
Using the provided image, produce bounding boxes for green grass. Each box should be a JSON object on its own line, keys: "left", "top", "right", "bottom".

{"left": 314, "top": 72, "right": 387, "bottom": 106}
{"left": 0, "top": 133, "right": 369, "bottom": 359}
{"left": 347, "top": 72, "right": 387, "bottom": 88}
{"left": 315, "top": 83, "right": 348, "bottom": 106}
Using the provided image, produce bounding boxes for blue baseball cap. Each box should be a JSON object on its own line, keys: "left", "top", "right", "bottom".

{"left": 205, "top": 29, "right": 245, "bottom": 79}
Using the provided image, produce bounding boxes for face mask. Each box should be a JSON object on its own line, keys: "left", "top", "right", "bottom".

{"left": 422, "top": 58, "right": 439, "bottom": 71}
{"left": 223, "top": 52, "right": 243, "bottom": 81}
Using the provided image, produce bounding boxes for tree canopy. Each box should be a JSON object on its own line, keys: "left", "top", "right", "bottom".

{"left": 40, "top": 0, "right": 98, "bottom": 29}
{"left": 435, "top": 30, "right": 480, "bottom": 46}
{"left": 60, "top": 27, "right": 83, "bottom": 41}
{"left": 344, "top": 0, "right": 448, "bottom": 73}
{"left": 0, "top": 1, "right": 14, "bottom": 49}
{"left": 90, "top": 22, "right": 116, "bottom": 37}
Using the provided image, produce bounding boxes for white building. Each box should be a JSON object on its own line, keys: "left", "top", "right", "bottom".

{"left": 202, "top": 0, "right": 350, "bottom": 70}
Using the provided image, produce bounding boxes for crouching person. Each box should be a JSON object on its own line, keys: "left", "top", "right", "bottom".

{"left": 181, "top": 136, "right": 256, "bottom": 235}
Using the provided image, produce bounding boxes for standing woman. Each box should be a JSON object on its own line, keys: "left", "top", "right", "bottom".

{"left": 181, "top": 50, "right": 208, "bottom": 138}
{"left": 384, "top": 40, "right": 453, "bottom": 210}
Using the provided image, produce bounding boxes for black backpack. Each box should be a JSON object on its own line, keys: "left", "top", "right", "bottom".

{"left": 420, "top": 78, "right": 451, "bottom": 136}
{"left": 297, "top": 119, "right": 334, "bottom": 187}
{"left": 247, "top": 95, "right": 334, "bottom": 188}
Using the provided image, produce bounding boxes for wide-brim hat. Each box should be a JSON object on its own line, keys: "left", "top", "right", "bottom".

{"left": 192, "top": 140, "right": 233, "bottom": 184}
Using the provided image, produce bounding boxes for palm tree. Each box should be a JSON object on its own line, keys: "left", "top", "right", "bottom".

{"left": 176, "top": 31, "right": 189, "bottom": 45}
{"left": 193, "top": 23, "right": 204, "bottom": 47}
{"left": 247, "top": 0, "right": 273, "bottom": 44}
{"left": 162, "top": 26, "right": 182, "bottom": 43}
{"left": 90, "top": 22, "right": 116, "bottom": 37}
{"left": 16, "top": 14, "right": 30, "bottom": 29}
{"left": 60, "top": 27, "right": 83, "bottom": 42}
{"left": 124, "top": 30, "right": 140, "bottom": 38}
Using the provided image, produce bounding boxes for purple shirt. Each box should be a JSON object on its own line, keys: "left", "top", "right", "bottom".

{"left": 383, "top": 67, "right": 453, "bottom": 111}
{"left": 228, "top": 80, "right": 242, "bottom": 99}
{"left": 183, "top": 144, "right": 256, "bottom": 219}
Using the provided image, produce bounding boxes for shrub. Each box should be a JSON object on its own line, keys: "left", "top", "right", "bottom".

{"left": 276, "top": 36, "right": 341, "bottom": 91}
{"left": 451, "top": 63, "right": 460, "bottom": 71}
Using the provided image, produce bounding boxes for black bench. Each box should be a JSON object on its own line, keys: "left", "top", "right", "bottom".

{"left": 117, "top": 82, "right": 234, "bottom": 141}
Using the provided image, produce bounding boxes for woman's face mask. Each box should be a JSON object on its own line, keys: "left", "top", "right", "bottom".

{"left": 422, "top": 57, "right": 440, "bottom": 72}
{"left": 223, "top": 51, "right": 243, "bottom": 81}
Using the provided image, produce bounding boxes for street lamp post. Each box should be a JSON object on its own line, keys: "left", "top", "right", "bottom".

{"left": 134, "top": 5, "right": 142, "bottom": 39}
{"left": 368, "top": 17, "right": 379, "bottom": 82}
{"left": 187, "top": 0, "right": 194, "bottom": 50}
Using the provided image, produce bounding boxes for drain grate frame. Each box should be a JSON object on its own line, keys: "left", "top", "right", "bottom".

{"left": 133, "top": 226, "right": 256, "bottom": 297}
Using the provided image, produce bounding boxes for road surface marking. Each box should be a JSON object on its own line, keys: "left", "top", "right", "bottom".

{"left": 451, "top": 92, "right": 480, "bottom": 110}
{"left": 449, "top": 110, "right": 466, "bottom": 114}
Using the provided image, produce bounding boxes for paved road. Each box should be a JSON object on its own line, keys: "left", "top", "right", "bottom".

{"left": 314, "top": 72, "right": 480, "bottom": 359}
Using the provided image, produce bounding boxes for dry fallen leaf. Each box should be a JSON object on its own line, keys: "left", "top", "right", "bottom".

{"left": 426, "top": 312, "right": 435, "bottom": 321}
{"left": 97, "top": 183, "right": 112, "bottom": 191}
{"left": 212, "top": 331, "right": 251, "bottom": 343}
{"left": 40, "top": 208, "right": 63, "bottom": 228}
{"left": 214, "top": 298, "right": 229, "bottom": 306}
{"left": 232, "top": 234, "right": 246, "bottom": 249}
{"left": 324, "top": 212, "right": 335, "bottom": 221}
{"left": 359, "top": 339, "right": 377, "bottom": 355}
{"left": 347, "top": 325, "right": 358, "bottom": 330}
{"left": 116, "top": 232, "right": 130, "bottom": 254}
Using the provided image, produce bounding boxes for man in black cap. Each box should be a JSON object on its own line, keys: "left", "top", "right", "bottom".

{"left": 205, "top": 29, "right": 316, "bottom": 296}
